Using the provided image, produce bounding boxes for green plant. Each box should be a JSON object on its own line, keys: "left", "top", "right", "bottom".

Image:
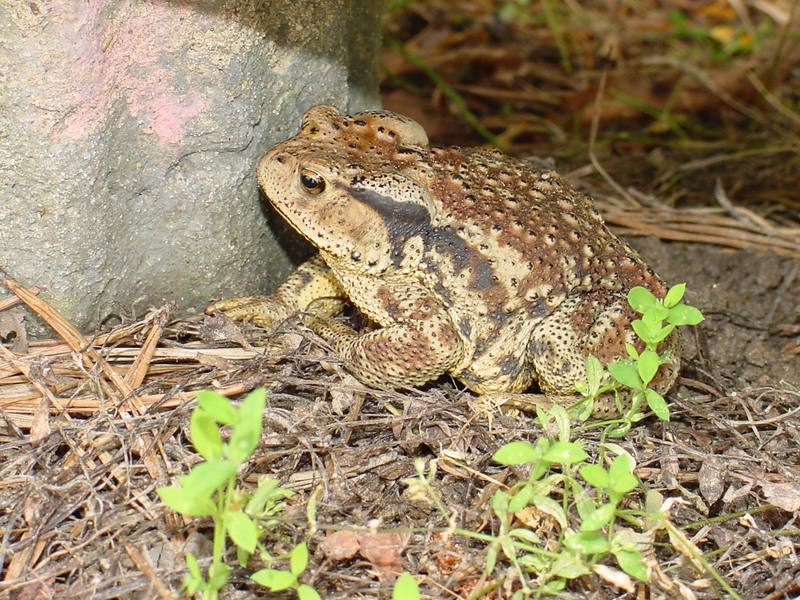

{"left": 486, "top": 405, "right": 650, "bottom": 597}
{"left": 403, "top": 415, "right": 737, "bottom": 597}
{"left": 393, "top": 572, "right": 421, "bottom": 600}
{"left": 251, "top": 542, "right": 320, "bottom": 600}
{"left": 157, "top": 389, "right": 315, "bottom": 600}
{"left": 573, "top": 283, "right": 704, "bottom": 435}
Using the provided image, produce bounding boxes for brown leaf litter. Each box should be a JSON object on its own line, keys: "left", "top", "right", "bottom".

{"left": 1, "top": 235, "right": 799, "bottom": 598}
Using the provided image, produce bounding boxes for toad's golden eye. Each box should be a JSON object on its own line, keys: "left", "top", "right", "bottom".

{"left": 300, "top": 169, "right": 325, "bottom": 194}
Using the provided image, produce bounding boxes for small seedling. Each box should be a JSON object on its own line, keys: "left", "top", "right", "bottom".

{"left": 392, "top": 572, "right": 421, "bottom": 600}
{"left": 251, "top": 542, "right": 321, "bottom": 600}
{"left": 574, "top": 283, "right": 704, "bottom": 435}
{"left": 158, "top": 389, "right": 316, "bottom": 600}
{"left": 488, "top": 405, "right": 650, "bottom": 596}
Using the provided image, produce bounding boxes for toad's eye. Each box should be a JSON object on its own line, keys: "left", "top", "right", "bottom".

{"left": 300, "top": 169, "right": 325, "bottom": 194}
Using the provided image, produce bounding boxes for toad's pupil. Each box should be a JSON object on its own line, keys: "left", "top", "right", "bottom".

{"left": 300, "top": 172, "right": 325, "bottom": 193}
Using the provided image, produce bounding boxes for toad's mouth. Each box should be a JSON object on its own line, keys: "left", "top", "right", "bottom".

{"left": 264, "top": 193, "right": 313, "bottom": 244}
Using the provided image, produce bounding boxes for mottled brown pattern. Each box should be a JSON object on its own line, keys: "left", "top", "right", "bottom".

{"left": 208, "top": 105, "right": 680, "bottom": 417}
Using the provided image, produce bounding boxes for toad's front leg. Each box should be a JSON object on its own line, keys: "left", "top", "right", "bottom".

{"left": 304, "top": 289, "right": 463, "bottom": 388}
{"left": 206, "top": 255, "right": 345, "bottom": 329}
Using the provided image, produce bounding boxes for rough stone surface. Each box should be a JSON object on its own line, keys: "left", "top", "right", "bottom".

{"left": 0, "top": 0, "right": 383, "bottom": 333}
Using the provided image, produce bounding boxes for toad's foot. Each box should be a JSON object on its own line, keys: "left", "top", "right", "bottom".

{"left": 206, "top": 295, "right": 293, "bottom": 330}
{"left": 207, "top": 295, "right": 345, "bottom": 331}
{"left": 207, "top": 255, "right": 347, "bottom": 330}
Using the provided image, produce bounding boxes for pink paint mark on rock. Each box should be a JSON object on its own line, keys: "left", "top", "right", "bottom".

{"left": 54, "top": 0, "right": 205, "bottom": 146}
{"left": 135, "top": 93, "right": 205, "bottom": 145}
{"left": 150, "top": 94, "right": 204, "bottom": 144}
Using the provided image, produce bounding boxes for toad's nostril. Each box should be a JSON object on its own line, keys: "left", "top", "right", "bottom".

{"left": 275, "top": 154, "right": 285, "bottom": 164}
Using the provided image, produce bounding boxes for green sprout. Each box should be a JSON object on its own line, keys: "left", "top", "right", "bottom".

{"left": 157, "top": 389, "right": 317, "bottom": 600}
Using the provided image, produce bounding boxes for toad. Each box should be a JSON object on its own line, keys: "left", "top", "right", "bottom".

{"left": 208, "top": 105, "right": 679, "bottom": 417}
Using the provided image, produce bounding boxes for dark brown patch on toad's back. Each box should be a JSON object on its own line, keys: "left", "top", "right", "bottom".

{"left": 426, "top": 148, "right": 662, "bottom": 301}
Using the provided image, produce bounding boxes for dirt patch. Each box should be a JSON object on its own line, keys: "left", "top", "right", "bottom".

{"left": 633, "top": 238, "right": 800, "bottom": 389}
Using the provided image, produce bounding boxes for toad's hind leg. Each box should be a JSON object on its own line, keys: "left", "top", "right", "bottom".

{"left": 303, "top": 284, "right": 463, "bottom": 389}
{"left": 525, "top": 293, "right": 680, "bottom": 418}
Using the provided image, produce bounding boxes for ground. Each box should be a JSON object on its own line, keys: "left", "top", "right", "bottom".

{"left": 1, "top": 239, "right": 797, "bottom": 599}
{"left": 2, "top": 1, "right": 800, "bottom": 598}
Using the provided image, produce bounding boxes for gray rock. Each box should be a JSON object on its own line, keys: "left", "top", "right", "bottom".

{"left": 0, "top": 0, "right": 383, "bottom": 334}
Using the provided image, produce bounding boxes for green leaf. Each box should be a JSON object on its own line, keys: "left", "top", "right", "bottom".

{"left": 667, "top": 304, "right": 704, "bottom": 326}
{"left": 157, "top": 486, "right": 216, "bottom": 517}
{"left": 551, "top": 552, "right": 591, "bottom": 579}
{"left": 652, "top": 323, "right": 675, "bottom": 344}
{"left": 571, "top": 480, "right": 596, "bottom": 521}
{"left": 492, "top": 440, "right": 539, "bottom": 465}
{"left": 543, "top": 579, "right": 566, "bottom": 593}
{"left": 509, "top": 528, "right": 541, "bottom": 544}
{"left": 224, "top": 510, "right": 258, "bottom": 553}
{"left": 641, "top": 309, "right": 667, "bottom": 335}
{"left": 196, "top": 390, "right": 237, "bottom": 424}
{"left": 491, "top": 490, "right": 509, "bottom": 518}
{"left": 646, "top": 302, "right": 670, "bottom": 322}
{"left": 485, "top": 543, "right": 498, "bottom": 574}
{"left": 613, "top": 549, "right": 649, "bottom": 581}
{"left": 631, "top": 319, "right": 653, "bottom": 344}
{"left": 182, "top": 573, "right": 201, "bottom": 596}
{"left": 574, "top": 396, "right": 595, "bottom": 422}
{"left": 531, "top": 494, "right": 568, "bottom": 529}
{"left": 636, "top": 349, "right": 660, "bottom": 386}
{"left": 542, "top": 441, "right": 587, "bottom": 465}
{"left": 298, "top": 584, "right": 323, "bottom": 600}
{"left": 517, "top": 553, "right": 548, "bottom": 571}
{"left": 627, "top": 286, "right": 658, "bottom": 313}
{"left": 608, "top": 360, "right": 642, "bottom": 389}
{"left": 185, "top": 552, "right": 202, "bottom": 580}
{"left": 236, "top": 544, "right": 251, "bottom": 568}
{"left": 580, "top": 502, "right": 616, "bottom": 531}
{"left": 190, "top": 411, "right": 223, "bottom": 460}
{"left": 582, "top": 355, "right": 603, "bottom": 395}
{"left": 207, "top": 562, "right": 231, "bottom": 591}
{"left": 229, "top": 388, "right": 267, "bottom": 462}
{"left": 251, "top": 568, "right": 297, "bottom": 591}
{"left": 550, "top": 405, "right": 571, "bottom": 442}
{"left": 508, "top": 484, "right": 534, "bottom": 513}
{"left": 500, "top": 536, "right": 517, "bottom": 561}
{"left": 663, "top": 283, "right": 686, "bottom": 308}
{"left": 608, "top": 456, "right": 639, "bottom": 495}
{"left": 579, "top": 464, "right": 609, "bottom": 489}
{"left": 645, "top": 388, "right": 670, "bottom": 421}
{"left": 178, "top": 460, "right": 237, "bottom": 499}
{"left": 290, "top": 542, "right": 310, "bottom": 576}
{"left": 564, "top": 531, "right": 610, "bottom": 555}
{"left": 625, "top": 343, "right": 639, "bottom": 360}
{"left": 250, "top": 478, "right": 294, "bottom": 515}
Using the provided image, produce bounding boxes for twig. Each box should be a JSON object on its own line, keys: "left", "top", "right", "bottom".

{"left": 746, "top": 71, "right": 800, "bottom": 129}
{"left": 0, "top": 288, "right": 38, "bottom": 312}
{"left": 124, "top": 306, "right": 172, "bottom": 390}
{"left": 588, "top": 69, "right": 639, "bottom": 208}
{"left": 124, "top": 543, "right": 177, "bottom": 600}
